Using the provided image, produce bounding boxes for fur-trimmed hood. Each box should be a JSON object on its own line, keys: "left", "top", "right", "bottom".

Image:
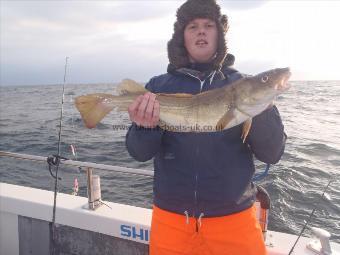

{"left": 167, "top": 0, "right": 228, "bottom": 70}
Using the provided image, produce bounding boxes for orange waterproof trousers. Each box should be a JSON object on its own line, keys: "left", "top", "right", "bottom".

{"left": 150, "top": 205, "right": 267, "bottom": 255}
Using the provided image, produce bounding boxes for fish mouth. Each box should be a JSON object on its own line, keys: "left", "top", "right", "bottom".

{"left": 275, "top": 67, "right": 291, "bottom": 91}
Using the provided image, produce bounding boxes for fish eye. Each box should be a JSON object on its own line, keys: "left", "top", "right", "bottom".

{"left": 261, "top": 76, "right": 269, "bottom": 83}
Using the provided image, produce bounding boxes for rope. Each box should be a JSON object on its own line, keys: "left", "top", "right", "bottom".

{"left": 252, "top": 163, "right": 270, "bottom": 182}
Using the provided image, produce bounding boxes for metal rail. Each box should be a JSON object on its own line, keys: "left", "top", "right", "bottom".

{"left": 0, "top": 150, "right": 154, "bottom": 177}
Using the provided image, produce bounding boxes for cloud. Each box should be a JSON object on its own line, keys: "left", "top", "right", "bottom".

{"left": 1, "top": 1, "right": 177, "bottom": 45}
{"left": 2, "top": 1, "right": 177, "bottom": 24}
{"left": 220, "top": 1, "right": 268, "bottom": 11}
{"left": 234, "top": 59, "right": 276, "bottom": 75}
{"left": 0, "top": 1, "right": 178, "bottom": 85}
{"left": 1, "top": 0, "right": 340, "bottom": 85}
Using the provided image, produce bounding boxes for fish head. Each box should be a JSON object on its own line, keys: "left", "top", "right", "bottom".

{"left": 253, "top": 67, "right": 291, "bottom": 93}
{"left": 235, "top": 67, "right": 291, "bottom": 115}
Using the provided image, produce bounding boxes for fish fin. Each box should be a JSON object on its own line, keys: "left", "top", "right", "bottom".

{"left": 157, "top": 93, "right": 193, "bottom": 98}
{"left": 216, "top": 109, "right": 235, "bottom": 131}
{"left": 241, "top": 118, "right": 252, "bottom": 143}
{"left": 116, "top": 79, "right": 147, "bottom": 95}
{"left": 75, "top": 93, "right": 115, "bottom": 129}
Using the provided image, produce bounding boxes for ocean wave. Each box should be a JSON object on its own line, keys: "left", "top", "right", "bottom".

{"left": 298, "top": 142, "right": 340, "bottom": 158}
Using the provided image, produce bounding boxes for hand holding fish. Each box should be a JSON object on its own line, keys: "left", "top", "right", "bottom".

{"left": 128, "top": 92, "right": 160, "bottom": 128}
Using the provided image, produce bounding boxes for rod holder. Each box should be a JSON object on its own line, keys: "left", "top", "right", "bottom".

{"left": 86, "top": 168, "right": 102, "bottom": 210}
{"left": 307, "top": 227, "right": 337, "bottom": 255}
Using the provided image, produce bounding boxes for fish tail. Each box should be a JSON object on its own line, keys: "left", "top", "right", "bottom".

{"left": 75, "top": 93, "right": 116, "bottom": 129}
{"left": 75, "top": 80, "right": 147, "bottom": 129}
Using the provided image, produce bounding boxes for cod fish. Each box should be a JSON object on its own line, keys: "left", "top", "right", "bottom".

{"left": 75, "top": 67, "right": 291, "bottom": 140}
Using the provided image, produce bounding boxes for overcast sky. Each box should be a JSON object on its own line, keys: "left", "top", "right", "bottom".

{"left": 1, "top": 0, "right": 340, "bottom": 86}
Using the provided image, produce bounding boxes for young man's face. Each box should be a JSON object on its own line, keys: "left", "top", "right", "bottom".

{"left": 184, "top": 18, "right": 218, "bottom": 64}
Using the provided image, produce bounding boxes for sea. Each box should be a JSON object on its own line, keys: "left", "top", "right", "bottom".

{"left": 0, "top": 80, "right": 339, "bottom": 244}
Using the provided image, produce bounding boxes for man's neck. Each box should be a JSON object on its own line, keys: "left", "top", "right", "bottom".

{"left": 188, "top": 62, "right": 213, "bottom": 72}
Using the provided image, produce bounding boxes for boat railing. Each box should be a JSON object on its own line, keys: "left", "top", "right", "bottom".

{"left": 0, "top": 150, "right": 154, "bottom": 176}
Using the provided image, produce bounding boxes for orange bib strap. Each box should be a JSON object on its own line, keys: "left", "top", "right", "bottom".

{"left": 150, "top": 205, "right": 267, "bottom": 255}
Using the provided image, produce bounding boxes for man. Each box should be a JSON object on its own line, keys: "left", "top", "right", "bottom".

{"left": 126, "top": 0, "right": 286, "bottom": 254}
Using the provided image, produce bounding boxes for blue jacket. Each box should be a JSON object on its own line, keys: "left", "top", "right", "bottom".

{"left": 126, "top": 65, "right": 286, "bottom": 218}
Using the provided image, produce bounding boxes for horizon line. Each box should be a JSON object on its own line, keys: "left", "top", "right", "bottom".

{"left": 1, "top": 79, "right": 338, "bottom": 87}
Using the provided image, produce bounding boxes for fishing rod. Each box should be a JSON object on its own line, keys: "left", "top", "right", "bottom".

{"left": 288, "top": 177, "right": 333, "bottom": 255}
{"left": 49, "top": 57, "right": 69, "bottom": 255}
{"left": 52, "top": 56, "right": 68, "bottom": 221}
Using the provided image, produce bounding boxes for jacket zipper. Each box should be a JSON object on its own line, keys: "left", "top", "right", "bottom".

{"left": 193, "top": 146, "right": 199, "bottom": 232}
{"left": 183, "top": 71, "right": 214, "bottom": 231}
{"left": 185, "top": 73, "right": 205, "bottom": 92}
{"left": 194, "top": 173, "right": 199, "bottom": 232}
